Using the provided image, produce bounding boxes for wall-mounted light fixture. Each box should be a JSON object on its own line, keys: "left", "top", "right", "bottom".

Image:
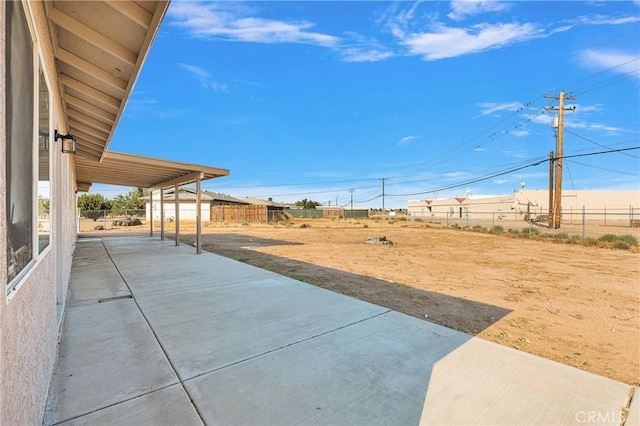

{"left": 54, "top": 130, "right": 77, "bottom": 154}
{"left": 38, "top": 130, "right": 49, "bottom": 151}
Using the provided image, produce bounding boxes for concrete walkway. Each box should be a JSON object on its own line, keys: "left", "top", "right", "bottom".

{"left": 45, "top": 236, "right": 637, "bottom": 425}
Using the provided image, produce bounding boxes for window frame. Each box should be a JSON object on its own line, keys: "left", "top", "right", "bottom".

{"left": 6, "top": 0, "right": 52, "bottom": 297}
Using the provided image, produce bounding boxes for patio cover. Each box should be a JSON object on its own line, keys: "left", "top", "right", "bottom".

{"left": 32, "top": 0, "right": 228, "bottom": 191}
{"left": 74, "top": 152, "right": 229, "bottom": 192}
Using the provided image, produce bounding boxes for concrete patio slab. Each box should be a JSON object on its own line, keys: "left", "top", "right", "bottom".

{"left": 44, "top": 299, "right": 179, "bottom": 425}
{"left": 67, "top": 240, "right": 130, "bottom": 306}
{"left": 45, "top": 236, "right": 635, "bottom": 425}
{"left": 56, "top": 385, "right": 202, "bottom": 426}
{"left": 626, "top": 388, "right": 639, "bottom": 426}
{"left": 419, "top": 337, "right": 631, "bottom": 425}
{"left": 185, "top": 311, "right": 468, "bottom": 425}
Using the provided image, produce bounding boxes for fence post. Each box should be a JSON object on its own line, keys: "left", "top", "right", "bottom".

{"left": 570, "top": 206, "right": 573, "bottom": 225}
{"left": 103, "top": 209, "right": 107, "bottom": 229}
{"left": 492, "top": 212, "right": 495, "bottom": 231}
{"left": 630, "top": 205, "right": 633, "bottom": 228}
{"left": 604, "top": 205, "right": 606, "bottom": 227}
{"left": 582, "top": 206, "right": 586, "bottom": 244}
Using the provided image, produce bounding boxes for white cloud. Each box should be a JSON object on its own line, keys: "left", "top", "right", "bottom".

{"left": 474, "top": 146, "right": 487, "bottom": 152}
{"left": 401, "top": 22, "right": 541, "bottom": 60}
{"left": 476, "top": 101, "right": 524, "bottom": 117}
{"left": 510, "top": 129, "right": 531, "bottom": 137}
{"left": 398, "top": 135, "right": 420, "bottom": 146}
{"left": 576, "top": 49, "right": 640, "bottom": 75}
{"left": 169, "top": 2, "right": 338, "bottom": 47}
{"left": 444, "top": 171, "right": 468, "bottom": 179}
{"left": 575, "top": 14, "right": 640, "bottom": 26}
{"left": 502, "top": 150, "right": 527, "bottom": 158}
{"left": 179, "top": 63, "right": 229, "bottom": 92}
{"left": 447, "top": 0, "right": 509, "bottom": 21}
{"left": 340, "top": 32, "right": 394, "bottom": 62}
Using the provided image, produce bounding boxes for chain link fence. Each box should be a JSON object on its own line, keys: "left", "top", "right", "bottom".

{"left": 79, "top": 209, "right": 146, "bottom": 231}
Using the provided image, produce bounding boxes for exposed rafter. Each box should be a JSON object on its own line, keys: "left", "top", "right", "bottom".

{"left": 48, "top": 6, "right": 138, "bottom": 65}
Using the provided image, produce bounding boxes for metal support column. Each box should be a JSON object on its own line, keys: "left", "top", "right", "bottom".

{"left": 160, "top": 188, "right": 165, "bottom": 241}
{"left": 175, "top": 184, "right": 180, "bottom": 246}
{"left": 149, "top": 189, "right": 154, "bottom": 237}
{"left": 196, "top": 178, "right": 202, "bottom": 254}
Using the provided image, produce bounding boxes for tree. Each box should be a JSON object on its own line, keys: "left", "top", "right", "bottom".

{"left": 295, "top": 198, "right": 321, "bottom": 209}
{"left": 38, "top": 197, "right": 50, "bottom": 217}
{"left": 77, "top": 193, "right": 110, "bottom": 221}
{"left": 111, "top": 188, "right": 145, "bottom": 215}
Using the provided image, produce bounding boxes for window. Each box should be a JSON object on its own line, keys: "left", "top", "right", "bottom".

{"left": 5, "top": 1, "right": 50, "bottom": 291}
{"left": 38, "top": 67, "right": 50, "bottom": 253}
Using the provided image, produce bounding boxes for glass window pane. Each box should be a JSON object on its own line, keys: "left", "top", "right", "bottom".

{"left": 38, "top": 67, "right": 50, "bottom": 253}
{"left": 6, "top": 0, "right": 35, "bottom": 285}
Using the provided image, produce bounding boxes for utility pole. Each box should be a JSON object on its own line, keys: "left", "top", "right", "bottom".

{"left": 380, "top": 178, "right": 386, "bottom": 217}
{"left": 348, "top": 189, "right": 354, "bottom": 210}
{"left": 544, "top": 91, "right": 576, "bottom": 229}
{"left": 548, "top": 151, "right": 554, "bottom": 229}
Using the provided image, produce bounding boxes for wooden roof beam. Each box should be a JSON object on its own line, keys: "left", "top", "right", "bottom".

{"left": 59, "top": 75, "right": 121, "bottom": 113}
{"left": 55, "top": 48, "right": 127, "bottom": 92}
{"left": 151, "top": 172, "right": 205, "bottom": 190}
{"left": 48, "top": 7, "right": 137, "bottom": 65}
{"left": 65, "top": 95, "right": 116, "bottom": 125}
{"left": 107, "top": 1, "right": 153, "bottom": 29}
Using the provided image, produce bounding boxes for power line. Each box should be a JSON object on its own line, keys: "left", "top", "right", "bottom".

{"left": 565, "top": 129, "right": 639, "bottom": 159}
{"left": 386, "top": 146, "right": 639, "bottom": 198}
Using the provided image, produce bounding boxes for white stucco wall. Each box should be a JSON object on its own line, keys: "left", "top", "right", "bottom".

{"left": 408, "top": 190, "right": 640, "bottom": 224}
{"left": 146, "top": 201, "right": 211, "bottom": 222}
{"left": 0, "top": 2, "right": 76, "bottom": 423}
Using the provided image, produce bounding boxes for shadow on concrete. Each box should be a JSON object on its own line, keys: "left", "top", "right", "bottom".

{"left": 177, "top": 232, "right": 511, "bottom": 336}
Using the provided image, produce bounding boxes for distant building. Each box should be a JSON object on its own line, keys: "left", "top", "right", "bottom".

{"left": 407, "top": 190, "right": 640, "bottom": 225}
{"left": 144, "top": 188, "right": 247, "bottom": 222}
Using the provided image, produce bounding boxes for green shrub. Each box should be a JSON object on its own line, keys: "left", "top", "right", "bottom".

{"left": 508, "top": 228, "right": 520, "bottom": 236}
{"left": 619, "top": 234, "right": 639, "bottom": 246}
{"left": 414, "top": 218, "right": 424, "bottom": 222}
{"left": 491, "top": 225, "right": 504, "bottom": 234}
{"left": 613, "top": 241, "right": 632, "bottom": 250}
{"left": 472, "top": 225, "right": 485, "bottom": 233}
{"left": 598, "top": 234, "right": 618, "bottom": 243}
{"left": 553, "top": 233, "right": 569, "bottom": 241}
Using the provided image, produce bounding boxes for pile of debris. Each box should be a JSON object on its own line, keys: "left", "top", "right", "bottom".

{"left": 364, "top": 236, "right": 393, "bottom": 245}
{"left": 112, "top": 218, "right": 142, "bottom": 227}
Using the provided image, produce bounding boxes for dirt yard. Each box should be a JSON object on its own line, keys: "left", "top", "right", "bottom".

{"left": 85, "top": 218, "right": 640, "bottom": 385}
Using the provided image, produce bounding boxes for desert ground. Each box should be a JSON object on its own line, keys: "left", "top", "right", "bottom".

{"left": 81, "top": 217, "right": 639, "bottom": 386}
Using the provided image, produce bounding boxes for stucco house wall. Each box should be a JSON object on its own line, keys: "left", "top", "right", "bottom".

{"left": 146, "top": 201, "right": 212, "bottom": 223}
{"left": 0, "top": 2, "right": 77, "bottom": 424}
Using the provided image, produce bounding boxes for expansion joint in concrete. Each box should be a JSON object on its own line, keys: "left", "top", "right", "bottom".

{"left": 101, "top": 241, "right": 208, "bottom": 426}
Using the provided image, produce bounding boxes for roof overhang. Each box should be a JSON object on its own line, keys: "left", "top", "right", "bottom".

{"left": 33, "top": 0, "right": 228, "bottom": 190}
{"left": 75, "top": 151, "right": 230, "bottom": 190}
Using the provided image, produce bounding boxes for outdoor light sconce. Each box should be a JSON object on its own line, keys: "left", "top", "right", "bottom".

{"left": 38, "top": 130, "right": 49, "bottom": 152}
{"left": 55, "top": 130, "right": 77, "bottom": 154}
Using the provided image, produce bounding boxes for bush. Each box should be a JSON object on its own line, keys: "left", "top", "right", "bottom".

{"left": 618, "top": 234, "right": 639, "bottom": 246}
{"left": 598, "top": 234, "right": 618, "bottom": 243}
{"left": 472, "top": 225, "right": 485, "bottom": 233}
{"left": 553, "top": 233, "right": 569, "bottom": 241}
{"left": 491, "top": 225, "right": 504, "bottom": 234}
{"left": 613, "top": 241, "right": 632, "bottom": 250}
{"left": 508, "top": 228, "right": 520, "bottom": 236}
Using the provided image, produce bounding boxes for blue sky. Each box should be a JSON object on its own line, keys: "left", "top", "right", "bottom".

{"left": 98, "top": 0, "right": 639, "bottom": 208}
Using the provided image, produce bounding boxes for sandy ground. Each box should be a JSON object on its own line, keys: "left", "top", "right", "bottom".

{"left": 82, "top": 218, "right": 639, "bottom": 386}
